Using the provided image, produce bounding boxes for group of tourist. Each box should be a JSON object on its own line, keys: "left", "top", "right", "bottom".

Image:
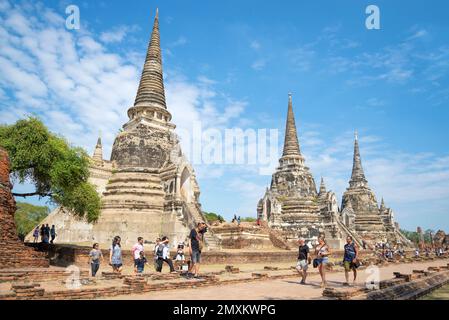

{"left": 231, "top": 214, "right": 241, "bottom": 225}
{"left": 86, "top": 221, "right": 209, "bottom": 278}
{"left": 32, "top": 224, "right": 56, "bottom": 244}
{"left": 295, "top": 236, "right": 360, "bottom": 288}
{"left": 372, "top": 241, "right": 408, "bottom": 260}
{"left": 414, "top": 246, "right": 447, "bottom": 258}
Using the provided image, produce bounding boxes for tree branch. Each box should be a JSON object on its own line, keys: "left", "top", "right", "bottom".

{"left": 12, "top": 192, "right": 52, "bottom": 198}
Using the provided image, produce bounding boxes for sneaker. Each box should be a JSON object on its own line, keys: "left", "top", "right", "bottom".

{"left": 343, "top": 282, "right": 350, "bottom": 287}
{"left": 300, "top": 280, "right": 306, "bottom": 285}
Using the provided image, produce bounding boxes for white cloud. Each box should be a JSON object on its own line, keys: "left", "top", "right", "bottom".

{"left": 407, "top": 29, "right": 428, "bottom": 41}
{"left": 100, "top": 25, "right": 139, "bottom": 44}
{"left": 250, "top": 40, "right": 261, "bottom": 50}
{"left": 169, "top": 36, "right": 187, "bottom": 47}
{"left": 286, "top": 45, "right": 315, "bottom": 72}
{"left": 251, "top": 58, "right": 266, "bottom": 71}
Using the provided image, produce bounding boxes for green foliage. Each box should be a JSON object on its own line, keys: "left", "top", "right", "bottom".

{"left": 401, "top": 229, "right": 434, "bottom": 244}
{"left": 14, "top": 202, "right": 49, "bottom": 239}
{"left": 424, "top": 229, "right": 435, "bottom": 243}
{"left": 400, "top": 229, "right": 420, "bottom": 244}
{"left": 203, "top": 212, "right": 225, "bottom": 223}
{"left": 0, "top": 117, "right": 101, "bottom": 222}
{"left": 240, "top": 217, "right": 256, "bottom": 222}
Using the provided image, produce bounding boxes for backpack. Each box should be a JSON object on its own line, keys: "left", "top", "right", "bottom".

{"left": 156, "top": 244, "right": 164, "bottom": 259}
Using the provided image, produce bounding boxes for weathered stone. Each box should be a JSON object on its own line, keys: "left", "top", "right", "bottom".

{"left": 24, "top": 11, "right": 221, "bottom": 250}
{"left": 0, "top": 148, "right": 49, "bottom": 269}
{"left": 256, "top": 99, "right": 409, "bottom": 249}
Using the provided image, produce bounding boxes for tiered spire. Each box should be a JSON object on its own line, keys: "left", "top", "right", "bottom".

{"left": 133, "top": 8, "right": 167, "bottom": 109}
{"left": 380, "top": 198, "right": 386, "bottom": 211}
{"left": 282, "top": 93, "right": 301, "bottom": 157}
{"left": 92, "top": 136, "right": 103, "bottom": 162}
{"left": 349, "top": 131, "right": 368, "bottom": 188}
{"left": 319, "top": 177, "right": 327, "bottom": 195}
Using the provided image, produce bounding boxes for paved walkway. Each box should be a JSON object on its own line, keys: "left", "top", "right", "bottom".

{"left": 106, "top": 259, "right": 449, "bottom": 300}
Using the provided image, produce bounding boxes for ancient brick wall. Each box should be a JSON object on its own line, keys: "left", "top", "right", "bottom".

{"left": 0, "top": 147, "right": 49, "bottom": 269}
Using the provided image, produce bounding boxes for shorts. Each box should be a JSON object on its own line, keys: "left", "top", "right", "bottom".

{"left": 136, "top": 267, "right": 144, "bottom": 273}
{"left": 296, "top": 259, "right": 308, "bottom": 271}
{"left": 191, "top": 250, "right": 201, "bottom": 264}
{"left": 316, "top": 257, "right": 329, "bottom": 266}
{"left": 343, "top": 260, "right": 358, "bottom": 271}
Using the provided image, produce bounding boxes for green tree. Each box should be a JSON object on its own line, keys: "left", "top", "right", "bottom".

{"left": 203, "top": 212, "right": 225, "bottom": 223}
{"left": 424, "top": 229, "right": 435, "bottom": 243}
{"left": 400, "top": 229, "right": 420, "bottom": 244}
{"left": 14, "top": 202, "right": 50, "bottom": 239}
{"left": 0, "top": 117, "right": 101, "bottom": 222}
{"left": 401, "top": 229, "right": 434, "bottom": 245}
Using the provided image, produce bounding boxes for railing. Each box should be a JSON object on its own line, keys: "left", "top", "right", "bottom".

{"left": 334, "top": 218, "right": 364, "bottom": 247}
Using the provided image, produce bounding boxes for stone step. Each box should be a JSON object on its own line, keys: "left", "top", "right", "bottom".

{"left": 106, "top": 181, "right": 163, "bottom": 189}
{"left": 107, "top": 176, "right": 162, "bottom": 183}
{"left": 103, "top": 189, "right": 165, "bottom": 197}
{"left": 101, "top": 202, "right": 164, "bottom": 211}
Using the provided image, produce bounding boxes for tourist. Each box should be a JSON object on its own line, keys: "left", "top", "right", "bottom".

{"left": 314, "top": 236, "right": 330, "bottom": 288}
{"left": 32, "top": 226, "right": 40, "bottom": 243}
{"left": 155, "top": 236, "right": 176, "bottom": 273}
{"left": 132, "top": 237, "right": 144, "bottom": 273}
{"left": 45, "top": 224, "right": 50, "bottom": 240}
{"left": 153, "top": 237, "right": 161, "bottom": 271}
{"left": 88, "top": 243, "right": 104, "bottom": 277}
{"left": 109, "top": 236, "right": 123, "bottom": 274}
{"left": 50, "top": 225, "right": 56, "bottom": 244}
{"left": 40, "top": 224, "right": 45, "bottom": 243}
{"left": 414, "top": 248, "right": 420, "bottom": 258}
{"left": 188, "top": 222, "right": 206, "bottom": 278}
{"left": 361, "top": 239, "right": 367, "bottom": 250}
{"left": 175, "top": 242, "right": 186, "bottom": 264}
{"left": 237, "top": 216, "right": 241, "bottom": 226}
{"left": 135, "top": 251, "right": 150, "bottom": 275}
{"left": 256, "top": 218, "right": 261, "bottom": 226}
{"left": 295, "top": 237, "right": 310, "bottom": 284}
{"left": 40, "top": 224, "right": 49, "bottom": 243}
{"left": 343, "top": 236, "right": 359, "bottom": 286}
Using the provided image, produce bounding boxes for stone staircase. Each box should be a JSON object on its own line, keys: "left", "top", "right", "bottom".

{"left": 334, "top": 218, "right": 364, "bottom": 247}
{"left": 0, "top": 241, "right": 49, "bottom": 269}
{"left": 267, "top": 228, "right": 291, "bottom": 250}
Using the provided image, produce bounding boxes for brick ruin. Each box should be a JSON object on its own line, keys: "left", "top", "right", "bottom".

{"left": 0, "top": 147, "right": 49, "bottom": 269}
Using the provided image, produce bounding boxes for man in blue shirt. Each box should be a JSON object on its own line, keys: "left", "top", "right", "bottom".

{"left": 343, "top": 236, "right": 359, "bottom": 286}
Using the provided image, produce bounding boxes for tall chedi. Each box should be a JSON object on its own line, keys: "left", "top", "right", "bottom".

{"left": 341, "top": 132, "right": 387, "bottom": 240}
{"left": 26, "top": 9, "right": 219, "bottom": 248}
{"left": 340, "top": 132, "right": 410, "bottom": 244}
{"left": 258, "top": 94, "right": 327, "bottom": 242}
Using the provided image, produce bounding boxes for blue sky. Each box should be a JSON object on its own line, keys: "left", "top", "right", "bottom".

{"left": 1, "top": 0, "right": 449, "bottom": 231}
